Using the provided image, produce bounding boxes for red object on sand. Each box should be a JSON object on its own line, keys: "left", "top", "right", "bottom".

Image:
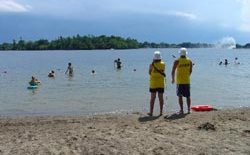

{"left": 191, "top": 105, "right": 213, "bottom": 111}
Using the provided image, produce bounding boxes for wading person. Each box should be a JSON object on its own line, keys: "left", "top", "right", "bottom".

{"left": 148, "top": 51, "right": 166, "bottom": 116}
{"left": 65, "top": 62, "right": 73, "bottom": 76}
{"left": 171, "top": 48, "right": 193, "bottom": 114}
{"left": 114, "top": 58, "right": 122, "bottom": 69}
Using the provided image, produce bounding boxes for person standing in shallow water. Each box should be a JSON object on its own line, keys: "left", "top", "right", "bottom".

{"left": 224, "top": 59, "right": 229, "bottom": 65}
{"left": 234, "top": 57, "right": 240, "bottom": 65}
{"left": 148, "top": 51, "right": 166, "bottom": 116}
{"left": 171, "top": 48, "right": 193, "bottom": 114}
{"left": 114, "top": 58, "right": 122, "bottom": 69}
{"left": 65, "top": 62, "right": 73, "bottom": 76}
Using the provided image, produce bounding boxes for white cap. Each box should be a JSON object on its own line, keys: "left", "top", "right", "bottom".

{"left": 179, "top": 48, "right": 188, "bottom": 56}
{"left": 153, "top": 51, "right": 161, "bottom": 60}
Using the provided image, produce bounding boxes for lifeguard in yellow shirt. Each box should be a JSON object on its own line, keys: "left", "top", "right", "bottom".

{"left": 171, "top": 48, "right": 193, "bottom": 114}
{"left": 148, "top": 51, "right": 166, "bottom": 116}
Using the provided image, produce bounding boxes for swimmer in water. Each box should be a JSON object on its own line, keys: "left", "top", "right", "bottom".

{"left": 234, "top": 57, "right": 240, "bottom": 65}
{"left": 29, "top": 76, "right": 41, "bottom": 86}
{"left": 48, "top": 70, "right": 55, "bottom": 77}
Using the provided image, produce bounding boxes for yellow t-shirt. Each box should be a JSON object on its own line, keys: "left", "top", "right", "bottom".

{"left": 150, "top": 61, "right": 165, "bottom": 88}
{"left": 176, "top": 57, "right": 191, "bottom": 84}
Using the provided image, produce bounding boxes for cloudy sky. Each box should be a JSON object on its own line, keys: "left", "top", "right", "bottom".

{"left": 0, "top": 0, "right": 250, "bottom": 44}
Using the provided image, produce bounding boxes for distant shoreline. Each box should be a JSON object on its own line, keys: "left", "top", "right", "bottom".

{"left": 0, "top": 47, "right": 249, "bottom": 51}
{"left": 0, "top": 35, "right": 217, "bottom": 51}
{"left": 1, "top": 35, "right": 249, "bottom": 50}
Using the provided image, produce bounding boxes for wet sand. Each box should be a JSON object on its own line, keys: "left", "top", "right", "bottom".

{"left": 0, "top": 108, "right": 249, "bottom": 155}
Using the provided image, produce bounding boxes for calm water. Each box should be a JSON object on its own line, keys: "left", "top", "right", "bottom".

{"left": 0, "top": 48, "right": 250, "bottom": 116}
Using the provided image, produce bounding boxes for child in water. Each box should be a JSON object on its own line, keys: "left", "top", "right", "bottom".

{"left": 29, "top": 76, "right": 41, "bottom": 86}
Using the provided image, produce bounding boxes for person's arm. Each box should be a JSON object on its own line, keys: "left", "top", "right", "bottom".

{"left": 162, "top": 63, "right": 165, "bottom": 75}
{"left": 65, "top": 67, "right": 68, "bottom": 74}
{"left": 114, "top": 60, "right": 117, "bottom": 68}
{"left": 190, "top": 61, "right": 193, "bottom": 75}
{"left": 171, "top": 60, "right": 178, "bottom": 84}
{"left": 149, "top": 64, "right": 153, "bottom": 75}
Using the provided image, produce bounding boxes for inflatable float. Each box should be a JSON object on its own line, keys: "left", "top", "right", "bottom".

{"left": 27, "top": 85, "right": 38, "bottom": 89}
{"left": 191, "top": 105, "right": 213, "bottom": 112}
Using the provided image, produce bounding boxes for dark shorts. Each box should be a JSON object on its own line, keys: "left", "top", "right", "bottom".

{"left": 149, "top": 88, "right": 164, "bottom": 93}
{"left": 117, "top": 66, "right": 121, "bottom": 69}
{"left": 177, "top": 84, "right": 190, "bottom": 97}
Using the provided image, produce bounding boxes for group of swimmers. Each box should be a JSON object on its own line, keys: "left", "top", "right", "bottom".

{"left": 29, "top": 62, "right": 73, "bottom": 86}
{"left": 219, "top": 57, "right": 240, "bottom": 65}
{"left": 29, "top": 59, "right": 123, "bottom": 86}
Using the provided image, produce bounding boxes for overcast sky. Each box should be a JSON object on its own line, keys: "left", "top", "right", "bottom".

{"left": 0, "top": 0, "right": 249, "bottom": 44}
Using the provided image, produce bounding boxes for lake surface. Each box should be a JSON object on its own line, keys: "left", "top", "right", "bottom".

{"left": 0, "top": 48, "right": 249, "bottom": 116}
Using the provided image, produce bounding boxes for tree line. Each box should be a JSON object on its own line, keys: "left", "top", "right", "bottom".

{"left": 0, "top": 35, "right": 139, "bottom": 50}
{"left": 0, "top": 34, "right": 248, "bottom": 50}
{"left": 236, "top": 43, "right": 250, "bottom": 48}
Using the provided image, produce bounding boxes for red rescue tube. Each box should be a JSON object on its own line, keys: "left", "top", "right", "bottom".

{"left": 191, "top": 105, "right": 213, "bottom": 111}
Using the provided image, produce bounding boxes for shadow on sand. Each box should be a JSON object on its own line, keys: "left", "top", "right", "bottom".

{"left": 164, "top": 113, "right": 188, "bottom": 121}
{"left": 138, "top": 115, "right": 161, "bottom": 122}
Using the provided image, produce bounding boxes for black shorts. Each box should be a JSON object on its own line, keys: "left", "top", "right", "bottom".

{"left": 177, "top": 84, "right": 190, "bottom": 97}
{"left": 149, "top": 88, "right": 164, "bottom": 93}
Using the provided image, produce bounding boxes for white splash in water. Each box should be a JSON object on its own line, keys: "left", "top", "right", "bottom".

{"left": 215, "top": 37, "right": 236, "bottom": 49}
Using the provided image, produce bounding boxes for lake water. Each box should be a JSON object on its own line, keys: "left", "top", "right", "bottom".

{"left": 0, "top": 48, "right": 250, "bottom": 116}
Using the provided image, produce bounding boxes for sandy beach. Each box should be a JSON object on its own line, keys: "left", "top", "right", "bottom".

{"left": 0, "top": 108, "right": 249, "bottom": 155}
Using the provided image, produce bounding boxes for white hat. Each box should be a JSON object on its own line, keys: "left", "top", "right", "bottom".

{"left": 153, "top": 51, "right": 161, "bottom": 60}
{"left": 179, "top": 48, "right": 188, "bottom": 56}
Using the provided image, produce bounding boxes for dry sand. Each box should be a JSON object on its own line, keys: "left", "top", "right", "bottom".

{"left": 0, "top": 108, "right": 249, "bottom": 155}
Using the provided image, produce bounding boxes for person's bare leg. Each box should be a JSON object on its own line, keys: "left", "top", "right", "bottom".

{"left": 187, "top": 97, "right": 191, "bottom": 114}
{"left": 178, "top": 96, "right": 184, "bottom": 114}
{"left": 158, "top": 93, "right": 164, "bottom": 116}
{"left": 148, "top": 92, "right": 156, "bottom": 116}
